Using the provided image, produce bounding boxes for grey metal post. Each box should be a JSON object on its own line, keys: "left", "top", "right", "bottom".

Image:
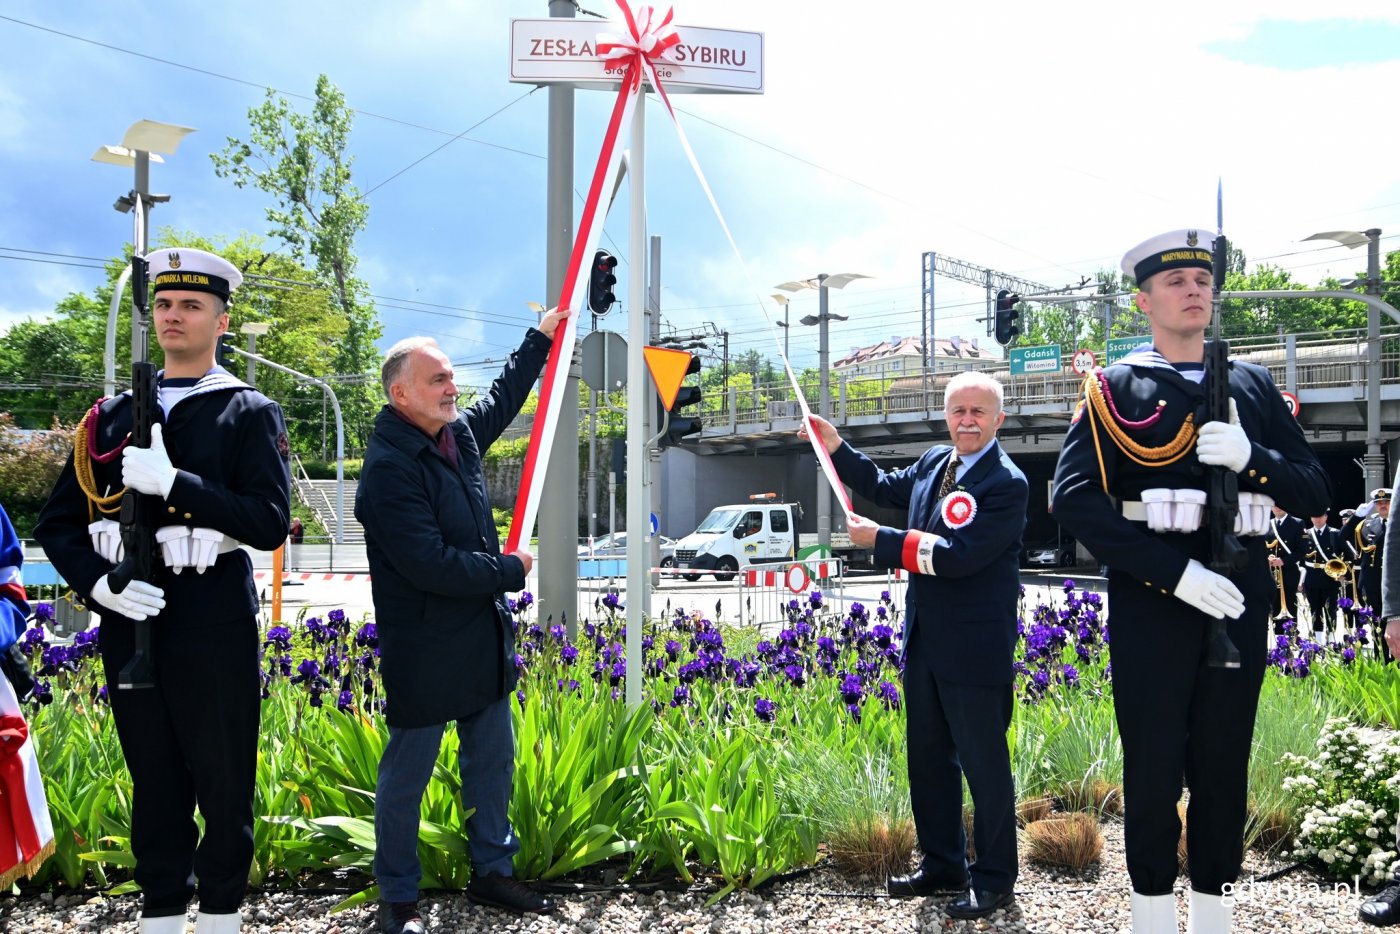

{"left": 586, "top": 388, "right": 598, "bottom": 539}
{"left": 130, "top": 152, "right": 152, "bottom": 364}
{"left": 649, "top": 236, "right": 663, "bottom": 578}
{"left": 542, "top": 0, "right": 578, "bottom": 636}
{"left": 625, "top": 93, "right": 646, "bottom": 710}
{"left": 817, "top": 273, "right": 831, "bottom": 548}
{"left": 1365, "top": 228, "right": 1385, "bottom": 492}
{"left": 245, "top": 331, "right": 259, "bottom": 388}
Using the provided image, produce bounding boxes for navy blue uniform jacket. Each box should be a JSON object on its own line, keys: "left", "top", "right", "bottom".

{"left": 356, "top": 328, "right": 550, "bottom": 729}
{"left": 1053, "top": 356, "right": 1330, "bottom": 599}
{"left": 35, "top": 372, "right": 292, "bottom": 628}
{"left": 833, "top": 438, "right": 1028, "bottom": 685}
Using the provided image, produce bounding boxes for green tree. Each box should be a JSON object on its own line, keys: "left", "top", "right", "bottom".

{"left": 212, "top": 74, "right": 382, "bottom": 449}
{"left": 0, "top": 233, "right": 362, "bottom": 457}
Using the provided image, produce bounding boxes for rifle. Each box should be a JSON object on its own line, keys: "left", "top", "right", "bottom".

{"left": 1204, "top": 232, "right": 1244, "bottom": 669}
{"left": 106, "top": 248, "right": 158, "bottom": 690}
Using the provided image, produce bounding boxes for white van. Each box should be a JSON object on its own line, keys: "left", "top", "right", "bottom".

{"left": 672, "top": 495, "right": 802, "bottom": 581}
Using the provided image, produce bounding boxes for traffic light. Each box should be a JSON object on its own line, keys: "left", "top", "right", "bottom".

{"left": 216, "top": 334, "right": 235, "bottom": 369}
{"left": 994, "top": 289, "right": 1021, "bottom": 346}
{"left": 662, "top": 355, "right": 703, "bottom": 448}
{"left": 588, "top": 250, "right": 618, "bottom": 316}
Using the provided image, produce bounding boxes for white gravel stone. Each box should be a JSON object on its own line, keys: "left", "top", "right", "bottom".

{"left": 0, "top": 818, "right": 1384, "bottom": 933}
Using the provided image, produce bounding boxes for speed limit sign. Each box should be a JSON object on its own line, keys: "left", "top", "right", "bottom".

{"left": 1280, "top": 390, "right": 1300, "bottom": 418}
{"left": 1071, "top": 348, "right": 1096, "bottom": 375}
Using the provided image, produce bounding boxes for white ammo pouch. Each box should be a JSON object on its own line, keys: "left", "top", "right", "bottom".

{"left": 155, "top": 526, "right": 242, "bottom": 574}
{"left": 1122, "top": 488, "right": 1273, "bottom": 536}
{"left": 1135, "top": 488, "right": 1208, "bottom": 533}
{"left": 1233, "top": 492, "right": 1274, "bottom": 537}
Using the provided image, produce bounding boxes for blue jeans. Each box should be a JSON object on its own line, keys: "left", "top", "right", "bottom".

{"left": 374, "top": 698, "right": 519, "bottom": 902}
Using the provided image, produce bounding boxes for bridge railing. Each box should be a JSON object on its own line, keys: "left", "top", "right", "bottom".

{"left": 707, "top": 326, "right": 1400, "bottom": 432}
{"left": 495, "top": 327, "right": 1400, "bottom": 439}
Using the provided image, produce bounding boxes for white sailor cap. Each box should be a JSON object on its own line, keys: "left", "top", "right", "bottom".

{"left": 147, "top": 247, "right": 243, "bottom": 303}
{"left": 1371, "top": 488, "right": 1392, "bottom": 503}
{"left": 1120, "top": 228, "right": 1216, "bottom": 286}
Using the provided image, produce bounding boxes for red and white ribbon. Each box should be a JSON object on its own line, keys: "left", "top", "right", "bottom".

{"left": 507, "top": 0, "right": 851, "bottom": 548}
{"left": 504, "top": 2, "right": 669, "bottom": 553}
{"left": 0, "top": 676, "right": 53, "bottom": 888}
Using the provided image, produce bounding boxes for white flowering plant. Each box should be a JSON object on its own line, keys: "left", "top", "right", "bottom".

{"left": 1281, "top": 717, "right": 1400, "bottom": 884}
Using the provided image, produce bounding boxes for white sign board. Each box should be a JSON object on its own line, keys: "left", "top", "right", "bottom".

{"left": 1071, "top": 348, "right": 1096, "bottom": 375}
{"left": 510, "top": 19, "right": 765, "bottom": 93}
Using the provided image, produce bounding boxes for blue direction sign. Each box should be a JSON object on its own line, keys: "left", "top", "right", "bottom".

{"left": 1008, "top": 344, "right": 1062, "bottom": 375}
{"left": 1105, "top": 335, "right": 1150, "bottom": 365}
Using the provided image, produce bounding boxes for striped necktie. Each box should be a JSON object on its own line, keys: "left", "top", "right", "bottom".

{"left": 938, "top": 455, "right": 961, "bottom": 500}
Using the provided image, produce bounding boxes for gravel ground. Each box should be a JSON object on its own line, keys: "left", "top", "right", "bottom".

{"left": 0, "top": 819, "right": 1380, "bottom": 933}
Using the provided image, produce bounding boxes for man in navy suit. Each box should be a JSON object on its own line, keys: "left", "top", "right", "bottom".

{"left": 802, "top": 370, "right": 1027, "bottom": 921}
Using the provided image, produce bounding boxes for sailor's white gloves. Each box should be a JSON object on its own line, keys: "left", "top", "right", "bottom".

{"left": 1173, "top": 558, "right": 1245, "bottom": 620}
{"left": 156, "top": 526, "right": 224, "bottom": 574}
{"left": 90, "top": 574, "right": 166, "bottom": 621}
{"left": 88, "top": 519, "right": 124, "bottom": 564}
{"left": 122, "top": 422, "right": 178, "bottom": 498}
{"left": 1195, "top": 399, "right": 1251, "bottom": 474}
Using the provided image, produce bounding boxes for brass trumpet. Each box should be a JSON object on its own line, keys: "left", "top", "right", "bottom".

{"left": 1272, "top": 563, "right": 1290, "bottom": 620}
{"left": 1324, "top": 557, "right": 1350, "bottom": 581}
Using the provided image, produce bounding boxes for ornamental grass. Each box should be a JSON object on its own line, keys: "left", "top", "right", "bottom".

{"left": 1024, "top": 812, "right": 1104, "bottom": 869}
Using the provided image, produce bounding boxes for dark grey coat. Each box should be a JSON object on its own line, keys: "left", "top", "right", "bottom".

{"left": 355, "top": 329, "right": 551, "bottom": 728}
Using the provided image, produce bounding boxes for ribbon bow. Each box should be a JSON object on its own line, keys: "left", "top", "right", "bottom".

{"left": 597, "top": 2, "right": 681, "bottom": 92}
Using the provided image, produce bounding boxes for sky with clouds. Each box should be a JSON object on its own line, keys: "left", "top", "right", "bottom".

{"left": 2, "top": 0, "right": 1399, "bottom": 391}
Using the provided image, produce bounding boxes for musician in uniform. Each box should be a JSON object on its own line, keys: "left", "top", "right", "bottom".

{"left": 1052, "top": 229, "right": 1330, "bottom": 934}
{"left": 1266, "top": 505, "right": 1305, "bottom": 626}
{"left": 1356, "top": 489, "right": 1390, "bottom": 614}
{"left": 35, "top": 248, "right": 291, "bottom": 934}
{"left": 1301, "top": 512, "right": 1344, "bottom": 637}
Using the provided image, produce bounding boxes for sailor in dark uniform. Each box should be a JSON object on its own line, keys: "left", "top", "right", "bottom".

{"left": 1356, "top": 489, "right": 1390, "bottom": 611}
{"left": 1052, "top": 229, "right": 1330, "bottom": 934}
{"left": 35, "top": 248, "right": 291, "bottom": 934}
{"left": 1266, "top": 506, "right": 1306, "bottom": 625}
{"left": 1301, "top": 512, "right": 1344, "bottom": 637}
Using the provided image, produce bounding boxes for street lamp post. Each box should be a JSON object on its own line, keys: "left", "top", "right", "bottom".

{"left": 240, "top": 321, "right": 272, "bottom": 388}
{"left": 771, "top": 293, "right": 791, "bottom": 360}
{"left": 1304, "top": 229, "right": 1385, "bottom": 491}
{"left": 93, "top": 120, "right": 196, "bottom": 396}
{"left": 775, "top": 273, "right": 870, "bottom": 548}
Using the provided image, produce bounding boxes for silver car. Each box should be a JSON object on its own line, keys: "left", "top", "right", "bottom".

{"left": 578, "top": 532, "right": 678, "bottom": 567}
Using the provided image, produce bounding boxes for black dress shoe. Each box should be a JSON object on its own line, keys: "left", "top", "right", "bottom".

{"left": 1360, "top": 882, "right": 1400, "bottom": 926}
{"left": 886, "top": 866, "right": 967, "bottom": 898}
{"left": 466, "top": 872, "right": 556, "bottom": 915}
{"left": 376, "top": 901, "right": 426, "bottom": 934}
{"left": 946, "top": 887, "right": 1014, "bottom": 919}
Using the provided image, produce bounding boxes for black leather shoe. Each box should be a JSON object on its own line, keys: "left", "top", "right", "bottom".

{"left": 886, "top": 866, "right": 967, "bottom": 898}
{"left": 1361, "top": 883, "right": 1400, "bottom": 926}
{"left": 377, "top": 901, "right": 426, "bottom": 934}
{"left": 466, "top": 872, "right": 556, "bottom": 915}
{"left": 946, "top": 887, "right": 1015, "bottom": 919}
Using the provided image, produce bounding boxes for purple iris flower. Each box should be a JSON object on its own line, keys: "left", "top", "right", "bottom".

{"left": 877, "top": 681, "right": 900, "bottom": 710}
{"left": 337, "top": 690, "right": 354, "bottom": 712}
{"left": 839, "top": 673, "right": 864, "bottom": 705}
{"left": 32, "top": 603, "right": 54, "bottom": 623}
{"left": 783, "top": 664, "right": 806, "bottom": 687}
{"left": 754, "top": 697, "right": 776, "bottom": 722}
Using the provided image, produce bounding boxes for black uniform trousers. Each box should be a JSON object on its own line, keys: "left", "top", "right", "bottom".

{"left": 1303, "top": 579, "right": 1339, "bottom": 635}
{"left": 903, "top": 626, "right": 1017, "bottom": 893}
{"left": 100, "top": 616, "right": 261, "bottom": 917}
{"left": 1108, "top": 574, "right": 1266, "bottom": 897}
{"left": 1279, "top": 564, "right": 1301, "bottom": 623}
